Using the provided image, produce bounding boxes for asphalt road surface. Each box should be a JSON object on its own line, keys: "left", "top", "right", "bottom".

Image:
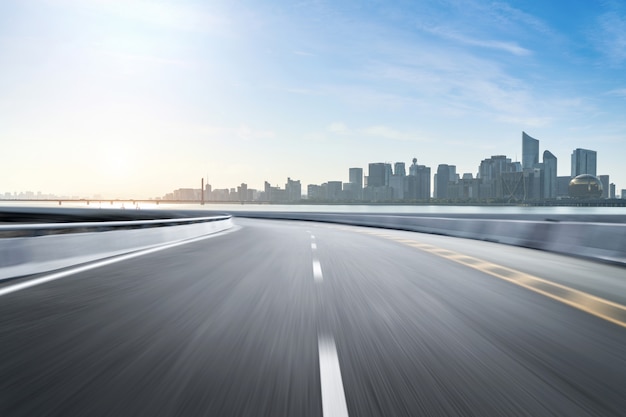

{"left": 1, "top": 218, "right": 625, "bottom": 416}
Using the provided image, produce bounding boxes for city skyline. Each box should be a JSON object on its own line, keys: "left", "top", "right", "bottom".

{"left": 157, "top": 132, "right": 619, "bottom": 202}
{"left": 2, "top": 133, "right": 621, "bottom": 201}
{"left": 1, "top": 1, "right": 625, "bottom": 199}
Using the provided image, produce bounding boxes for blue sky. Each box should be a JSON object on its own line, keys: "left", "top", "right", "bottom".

{"left": 1, "top": 0, "right": 625, "bottom": 198}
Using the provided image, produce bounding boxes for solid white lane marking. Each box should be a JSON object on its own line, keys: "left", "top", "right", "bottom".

{"left": 319, "top": 336, "right": 349, "bottom": 417}
{"left": 313, "top": 259, "right": 323, "bottom": 282}
{"left": 312, "top": 242, "right": 317, "bottom": 250}
{"left": 0, "top": 227, "right": 240, "bottom": 298}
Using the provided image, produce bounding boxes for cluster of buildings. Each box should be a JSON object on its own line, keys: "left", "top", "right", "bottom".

{"left": 161, "top": 132, "right": 622, "bottom": 203}
{"left": 434, "top": 133, "right": 612, "bottom": 202}
{"left": 306, "top": 159, "right": 431, "bottom": 202}
{"left": 0, "top": 191, "right": 86, "bottom": 200}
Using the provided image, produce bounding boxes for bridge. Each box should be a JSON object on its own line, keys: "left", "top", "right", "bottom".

{"left": 0, "top": 207, "right": 625, "bottom": 416}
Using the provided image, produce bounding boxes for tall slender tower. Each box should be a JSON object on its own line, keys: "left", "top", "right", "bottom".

{"left": 522, "top": 132, "right": 539, "bottom": 170}
{"left": 201, "top": 178, "right": 205, "bottom": 205}
{"left": 543, "top": 151, "right": 557, "bottom": 199}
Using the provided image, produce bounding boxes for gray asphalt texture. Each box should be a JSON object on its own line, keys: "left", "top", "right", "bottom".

{"left": 1, "top": 218, "right": 625, "bottom": 416}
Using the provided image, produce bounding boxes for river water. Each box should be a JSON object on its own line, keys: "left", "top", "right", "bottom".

{"left": 2, "top": 200, "right": 625, "bottom": 215}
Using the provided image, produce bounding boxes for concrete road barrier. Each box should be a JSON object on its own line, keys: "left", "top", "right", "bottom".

{"left": 0, "top": 215, "right": 233, "bottom": 281}
{"left": 231, "top": 211, "right": 626, "bottom": 266}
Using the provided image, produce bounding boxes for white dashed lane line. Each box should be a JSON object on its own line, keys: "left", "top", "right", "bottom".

{"left": 309, "top": 232, "right": 349, "bottom": 416}
{"left": 319, "top": 336, "right": 350, "bottom": 417}
{"left": 310, "top": 233, "right": 322, "bottom": 282}
{"left": 313, "top": 259, "right": 323, "bottom": 282}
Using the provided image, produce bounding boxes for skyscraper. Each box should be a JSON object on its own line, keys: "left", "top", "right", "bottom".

{"left": 348, "top": 167, "right": 363, "bottom": 200}
{"left": 384, "top": 163, "right": 393, "bottom": 185}
{"left": 394, "top": 162, "right": 406, "bottom": 177}
{"left": 543, "top": 150, "right": 557, "bottom": 199}
{"left": 407, "top": 158, "right": 431, "bottom": 200}
{"left": 285, "top": 178, "right": 301, "bottom": 202}
{"left": 238, "top": 183, "right": 249, "bottom": 202}
{"left": 436, "top": 164, "right": 451, "bottom": 199}
{"left": 522, "top": 132, "right": 539, "bottom": 171}
{"left": 326, "top": 181, "right": 343, "bottom": 201}
{"left": 409, "top": 158, "right": 419, "bottom": 176}
{"left": 349, "top": 168, "right": 363, "bottom": 189}
{"left": 478, "top": 155, "right": 519, "bottom": 199}
{"left": 571, "top": 148, "right": 597, "bottom": 177}
{"left": 368, "top": 163, "right": 388, "bottom": 187}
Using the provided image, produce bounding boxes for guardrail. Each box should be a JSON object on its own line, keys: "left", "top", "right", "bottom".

{"left": 0, "top": 214, "right": 233, "bottom": 281}
{"left": 0, "top": 216, "right": 231, "bottom": 237}
{"left": 231, "top": 211, "right": 626, "bottom": 266}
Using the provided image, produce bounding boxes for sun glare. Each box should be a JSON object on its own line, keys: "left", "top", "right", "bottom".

{"left": 100, "top": 150, "right": 131, "bottom": 179}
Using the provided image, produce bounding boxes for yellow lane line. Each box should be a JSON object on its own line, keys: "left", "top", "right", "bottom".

{"left": 359, "top": 231, "right": 626, "bottom": 329}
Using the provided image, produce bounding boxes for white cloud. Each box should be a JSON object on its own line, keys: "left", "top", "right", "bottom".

{"left": 363, "top": 45, "right": 539, "bottom": 121}
{"left": 496, "top": 115, "right": 552, "bottom": 127}
{"left": 285, "top": 87, "right": 323, "bottom": 95}
{"left": 361, "top": 125, "right": 419, "bottom": 141}
{"left": 197, "top": 125, "right": 276, "bottom": 141}
{"left": 486, "top": 2, "right": 553, "bottom": 35}
{"left": 419, "top": 25, "right": 532, "bottom": 56}
{"left": 325, "top": 122, "right": 431, "bottom": 143}
{"left": 293, "top": 50, "right": 315, "bottom": 56}
{"left": 607, "top": 88, "right": 626, "bottom": 97}
{"left": 594, "top": 12, "right": 626, "bottom": 65}
{"left": 328, "top": 122, "right": 350, "bottom": 134}
{"left": 100, "top": 51, "right": 194, "bottom": 72}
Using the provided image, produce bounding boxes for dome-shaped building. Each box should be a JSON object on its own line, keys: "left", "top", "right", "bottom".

{"left": 568, "top": 174, "right": 603, "bottom": 199}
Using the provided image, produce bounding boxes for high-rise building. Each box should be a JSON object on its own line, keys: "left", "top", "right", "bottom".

{"left": 409, "top": 158, "right": 419, "bottom": 176}
{"left": 364, "top": 162, "right": 393, "bottom": 201}
{"left": 449, "top": 173, "right": 481, "bottom": 200}
{"left": 394, "top": 162, "right": 406, "bottom": 177}
{"left": 237, "top": 183, "right": 248, "bottom": 201}
{"left": 599, "top": 175, "right": 609, "bottom": 199}
{"left": 388, "top": 162, "right": 407, "bottom": 200}
{"left": 348, "top": 167, "right": 363, "bottom": 200}
{"left": 368, "top": 163, "right": 387, "bottom": 187}
{"left": 479, "top": 156, "right": 515, "bottom": 180}
{"left": 407, "top": 158, "right": 431, "bottom": 200}
{"left": 435, "top": 164, "right": 451, "bottom": 199}
{"left": 416, "top": 165, "right": 431, "bottom": 200}
{"left": 522, "top": 132, "right": 539, "bottom": 170}
{"left": 557, "top": 176, "right": 571, "bottom": 198}
{"left": 285, "top": 178, "right": 301, "bottom": 202}
{"left": 543, "top": 150, "right": 557, "bottom": 199}
{"left": 307, "top": 184, "right": 322, "bottom": 200}
{"left": 478, "top": 155, "right": 519, "bottom": 199}
{"left": 385, "top": 163, "right": 393, "bottom": 185}
{"left": 349, "top": 168, "right": 363, "bottom": 189}
{"left": 263, "top": 181, "right": 287, "bottom": 202}
{"left": 326, "top": 181, "right": 343, "bottom": 201}
{"left": 389, "top": 175, "right": 405, "bottom": 200}
{"left": 571, "top": 148, "right": 597, "bottom": 177}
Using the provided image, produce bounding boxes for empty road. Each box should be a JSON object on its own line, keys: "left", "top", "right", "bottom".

{"left": 1, "top": 218, "right": 625, "bottom": 416}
